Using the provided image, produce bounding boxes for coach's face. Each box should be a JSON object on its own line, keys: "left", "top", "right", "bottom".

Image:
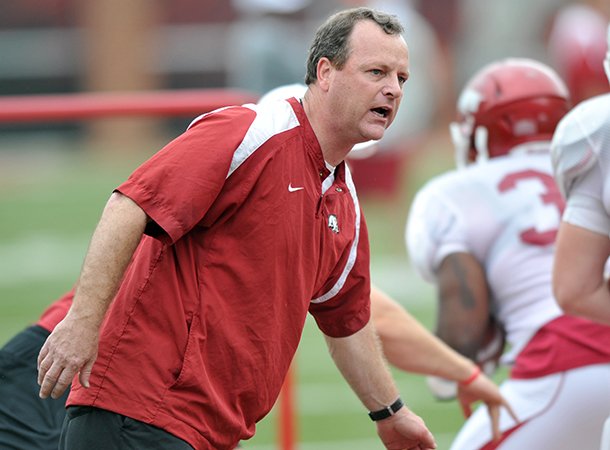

{"left": 322, "top": 20, "right": 409, "bottom": 147}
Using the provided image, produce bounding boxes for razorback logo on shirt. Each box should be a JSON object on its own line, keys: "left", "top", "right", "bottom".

{"left": 328, "top": 214, "right": 339, "bottom": 233}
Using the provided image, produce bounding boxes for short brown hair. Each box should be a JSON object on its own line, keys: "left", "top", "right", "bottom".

{"left": 304, "top": 7, "right": 404, "bottom": 85}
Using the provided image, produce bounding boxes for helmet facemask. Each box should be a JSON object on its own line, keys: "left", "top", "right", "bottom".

{"left": 450, "top": 119, "right": 490, "bottom": 169}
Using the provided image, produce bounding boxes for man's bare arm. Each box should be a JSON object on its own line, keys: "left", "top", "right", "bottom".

{"left": 553, "top": 221, "right": 610, "bottom": 325}
{"left": 371, "top": 284, "right": 517, "bottom": 441}
{"left": 37, "top": 192, "right": 148, "bottom": 399}
{"left": 324, "top": 321, "right": 436, "bottom": 449}
{"left": 371, "top": 284, "right": 474, "bottom": 380}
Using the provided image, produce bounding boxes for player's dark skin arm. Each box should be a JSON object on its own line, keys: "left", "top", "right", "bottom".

{"left": 435, "top": 252, "right": 492, "bottom": 360}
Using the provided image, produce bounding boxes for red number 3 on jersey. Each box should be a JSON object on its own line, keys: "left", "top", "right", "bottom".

{"left": 498, "top": 169, "right": 565, "bottom": 246}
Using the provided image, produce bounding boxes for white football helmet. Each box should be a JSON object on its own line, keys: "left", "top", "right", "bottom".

{"left": 451, "top": 58, "right": 570, "bottom": 169}
{"left": 257, "top": 83, "right": 306, "bottom": 106}
{"left": 257, "top": 83, "right": 379, "bottom": 158}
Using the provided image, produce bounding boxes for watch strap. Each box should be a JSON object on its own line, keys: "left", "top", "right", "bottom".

{"left": 368, "top": 397, "right": 404, "bottom": 421}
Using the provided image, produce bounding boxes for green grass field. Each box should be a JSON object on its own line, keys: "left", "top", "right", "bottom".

{"left": 0, "top": 131, "right": 499, "bottom": 449}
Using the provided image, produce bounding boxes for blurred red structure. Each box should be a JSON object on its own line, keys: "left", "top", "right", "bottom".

{"left": 279, "top": 365, "right": 297, "bottom": 450}
{"left": 0, "top": 0, "right": 237, "bottom": 28}
{"left": 547, "top": 4, "right": 610, "bottom": 103}
{"left": 0, "top": 89, "right": 258, "bottom": 123}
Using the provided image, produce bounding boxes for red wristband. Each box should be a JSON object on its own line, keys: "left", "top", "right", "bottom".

{"left": 459, "top": 366, "right": 481, "bottom": 386}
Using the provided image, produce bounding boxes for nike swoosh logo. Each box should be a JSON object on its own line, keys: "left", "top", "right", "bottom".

{"left": 288, "top": 183, "right": 304, "bottom": 192}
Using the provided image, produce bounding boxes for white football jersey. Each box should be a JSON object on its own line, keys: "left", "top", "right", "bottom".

{"left": 551, "top": 93, "right": 610, "bottom": 236}
{"left": 406, "top": 152, "right": 564, "bottom": 363}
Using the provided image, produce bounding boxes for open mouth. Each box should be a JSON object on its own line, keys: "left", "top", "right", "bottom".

{"left": 371, "top": 106, "right": 390, "bottom": 118}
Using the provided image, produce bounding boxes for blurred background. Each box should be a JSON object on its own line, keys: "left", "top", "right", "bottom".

{"left": 1, "top": 0, "right": 609, "bottom": 448}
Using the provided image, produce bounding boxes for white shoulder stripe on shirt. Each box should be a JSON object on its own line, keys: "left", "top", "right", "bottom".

{"left": 187, "top": 101, "right": 301, "bottom": 180}
{"left": 227, "top": 102, "right": 300, "bottom": 178}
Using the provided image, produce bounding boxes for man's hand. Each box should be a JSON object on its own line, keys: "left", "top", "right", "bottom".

{"left": 457, "top": 372, "right": 519, "bottom": 441}
{"left": 37, "top": 313, "right": 99, "bottom": 399}
{"left": 376, "top": 407, "right": 437, "bottom": 450}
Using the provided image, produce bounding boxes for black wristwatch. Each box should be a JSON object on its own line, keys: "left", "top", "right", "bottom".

{"left": 368, "top": 397, "right": 405, "bottom": 421}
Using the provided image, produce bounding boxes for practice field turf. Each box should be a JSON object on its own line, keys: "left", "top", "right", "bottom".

{"left": 0, "top": 133, "right": 502, "bottom": 449}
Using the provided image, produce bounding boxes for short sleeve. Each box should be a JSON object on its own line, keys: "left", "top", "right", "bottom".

{"left": 117, "top": 106, "right": 256, "bottom": 244}
{"left": 551, "top": 95, "right": 608, "bottom": 199}
{"left": 405, "top": 181, "right": 470, "bottom": 282}
{"left": 562, "top": 164, "right": 610, "bottom": 236}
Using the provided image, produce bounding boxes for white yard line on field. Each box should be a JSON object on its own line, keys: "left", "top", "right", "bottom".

{"left": 371, "top": 254, "right": 435, "bottom": 307}
{"left": 0, "top": 235, "right": 434, "bottom": 306}
{"left": 0, "top": 234, "right": 87, "bottom": 285}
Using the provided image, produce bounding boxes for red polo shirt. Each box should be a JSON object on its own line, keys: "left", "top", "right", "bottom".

{"left": 67, "top": 97, "right": 371, "bottom": 449}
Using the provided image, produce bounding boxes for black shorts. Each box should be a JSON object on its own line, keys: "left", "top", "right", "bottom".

{"left": 0, "top": 325, "right": 68, "bottom": 450}
{"left": 59, "top": 406, "right": 194, "bottom": 450}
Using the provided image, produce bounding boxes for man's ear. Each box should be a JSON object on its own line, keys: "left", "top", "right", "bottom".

{"left": 316, "top": 57, "right": 333, "bottom": 92}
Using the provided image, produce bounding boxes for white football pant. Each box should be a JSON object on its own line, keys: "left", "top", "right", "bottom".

{"left": 450, "top": 364, "right": 610, "bottom": 450}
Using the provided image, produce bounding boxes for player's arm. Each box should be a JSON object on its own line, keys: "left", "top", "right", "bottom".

{"left": 371, "top": 283, "right": 477, "bottom": 380}
{"left": 38, "top": 192, "right": 148, "bottom": 399}
{"left": 371, "top": 284, "right": 517, "bottom": 440}
{"left": 553, "top": 221, "right": 610, "bottom": 325}
{"left": 324, "top": 321, "right": 437, "bottom": 449}
{"left": 435, "top": 252, "right": 492, "bottom": 360}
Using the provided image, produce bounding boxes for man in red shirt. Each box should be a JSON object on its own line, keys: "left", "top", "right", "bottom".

{"left": 37, "top": 7, "right": 437, "bottom": 450}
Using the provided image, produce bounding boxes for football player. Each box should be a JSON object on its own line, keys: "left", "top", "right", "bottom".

{"left": 551, "top": 23, "right": 610, "bottom": 327}
{"left": 406, "top": 57, "right": 610, "bottom": 449}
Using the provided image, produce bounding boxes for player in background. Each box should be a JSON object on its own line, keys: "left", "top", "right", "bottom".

{"left": 547, "top": 2, "right": 610, "bottom": 104}
{"left": 550, "top": 24, "right": 610, "bottom": 326}
{"left": 0, "top": 290, "right": 73, "bottom": 450}
{"left": 405, "top": 57, "right": 610, "bottom": 449}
